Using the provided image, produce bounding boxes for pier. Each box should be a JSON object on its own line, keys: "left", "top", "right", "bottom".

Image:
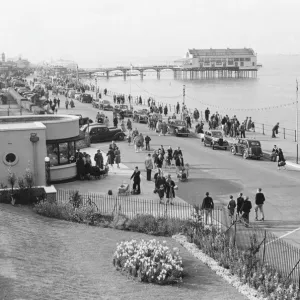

{"left": 79, "top": 65, "right": 258, "bottom": 80}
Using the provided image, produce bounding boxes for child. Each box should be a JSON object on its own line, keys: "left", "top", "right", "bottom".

{"left": 158, "top": 184, "right": 165, "bottom": 204}
{"left": 127, "top": 135, "right": 132, "bottom": 146}
{"left": 228, "top": 195, "right": 236, "bottom": 224}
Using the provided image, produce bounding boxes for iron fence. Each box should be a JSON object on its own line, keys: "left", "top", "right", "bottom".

{"left": 56, "top": 189, "right": 223, "bottom": 226}
{"left": 223, "top": 213, "right": 300, "bottom": 287}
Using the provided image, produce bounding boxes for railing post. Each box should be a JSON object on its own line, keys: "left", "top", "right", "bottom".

{"left": 262, "top": 124, "right": 265, "bottom": 135}
{"left": 262, "top": 230, "right": 266, "bottom": 270}
{"left": 284, "top": 128, "right": 286, "bottom": 139}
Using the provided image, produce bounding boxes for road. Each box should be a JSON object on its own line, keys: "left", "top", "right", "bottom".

{"left": 53, "top": 92, "right": 300, "bottom": 248}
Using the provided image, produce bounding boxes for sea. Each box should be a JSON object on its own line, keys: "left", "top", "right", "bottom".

{"left": 83, "top": 54, "right": 300, "bottom": 132}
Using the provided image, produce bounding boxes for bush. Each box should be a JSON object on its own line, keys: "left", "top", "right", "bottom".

{"left": 128, "top": 214, "right": 189, "bottom": 236}
{"left": 112, "top": 239, "right": 183, "bottom": 284}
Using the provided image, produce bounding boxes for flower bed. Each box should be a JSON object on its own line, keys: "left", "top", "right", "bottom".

{"left": 173, "top": 234, "right": 300, "bottom": 300}
{"left": 112, "top": 239, "right": 183, "bottom": 285}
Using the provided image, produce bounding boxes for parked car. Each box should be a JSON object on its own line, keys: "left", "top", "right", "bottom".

{"left": 99, "top": 100, "right": 114, "bottom": 111}
{"left": 133, "top": 110, "right": 148, "bottom": 123}
{"left": 92, "top": 98, "right": 100, "bottom": 109}
{"left": 230, "top": 138, "right": 263, "bottom": 159}
{"left": 203, "top": 130, "right": 229, "bottom": 150}
{"left": 80, "top": 124, "right": 125, "bottom": 143}
{"left": 168, "top": 120, "right": 189, "bottom": 137}
{"left": 114, "top": 104, "right": 133, "bottom": 117}
{"left": 80, "top": 93, "right": 93, "bottom": 103}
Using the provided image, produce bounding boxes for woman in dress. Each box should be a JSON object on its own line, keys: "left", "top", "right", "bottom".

{"left": 114, "top": 147, "right": 121, "bottom": 168}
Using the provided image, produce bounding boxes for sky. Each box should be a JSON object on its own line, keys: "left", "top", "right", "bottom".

{"left": 1, "top": 0, "right": 299, "bottom": 67}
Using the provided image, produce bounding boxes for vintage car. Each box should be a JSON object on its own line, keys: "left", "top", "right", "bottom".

{"left": 80, "top": 93, "right": 93, "bottom": 103}
{"left": 203, "top": 130, "right": 229, "bottom": 150}
{"left": 231, "top": 138, "right": 263, "bottom": 159}
{"left": 69, "top": 114, "right": 93, "bottom": 128}
{"left": 168, "top": 120, "right": 189, "bottom": 137}
{"left": 149, "top": 112, "right": 162, "bottom": 121}
{"left": 99, "top": 100, "right": 114, "bottom": 111}
{"left": 80, "top": 124, "right": 125, "bottom": 143}
{"left": 114, "top": 104, "right": 133, "bottom": 117}
{"left": 133, "top": 110, "right": 149, "bottom": 123}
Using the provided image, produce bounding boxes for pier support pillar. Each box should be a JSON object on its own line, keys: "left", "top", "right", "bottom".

{"left": 140, "top": 70, "right": 144, "bottom": 80}
{"left": 106, "top": 71, "right": 109, "bottom": 79}
{"left": 157, "top": 70, "right": 160, "bottom": 80}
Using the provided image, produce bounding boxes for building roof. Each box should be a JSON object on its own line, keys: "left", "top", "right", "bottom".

{"left": 189, "top": 48, "right": 255, "bottom": 57}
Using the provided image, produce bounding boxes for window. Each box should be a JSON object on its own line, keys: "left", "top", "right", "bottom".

{"left": 240, "top": 58, "right": 245, "bottom": 62}
{"left": 3, "top": 152, "right": 19, "bottom": 166}
{"left": 234, "top": 58, "right": 239, "bottom": 61}
{"left": 47, "top": 144, "right": 59, "bottom": 166}
{"left": 47, "top": 141, "right": 76, "bottom": 166}
{"left": 252, "top": 62, "right": 255, "bottom": 66}
{"left": 228, "top": 60, "right": 234, "bottom": 65}
{"left": 90, "top": 128, "right": 98, "bottom": 136}
{"left": 240, "top": 62, "right": 244, "bottom": 67}
{"left": 245, "top": 58, "right": 251, "bottom": 61}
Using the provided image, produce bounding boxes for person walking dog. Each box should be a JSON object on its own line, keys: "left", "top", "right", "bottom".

{"left": 255, "top": 188, "right": 265, "bottom": 221}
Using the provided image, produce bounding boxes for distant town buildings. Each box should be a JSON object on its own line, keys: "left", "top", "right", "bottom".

{"left": 175, "top": 48, "right": 257, "bottom": 69}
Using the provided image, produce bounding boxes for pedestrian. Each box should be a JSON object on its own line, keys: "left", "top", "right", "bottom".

{"left": 130, "top": 166, "right": 141, "bottom": 194}
{"left": 145, "top": 135, "right": 151, "bottom": 151}
{"left": 114, "top": 146, "right": 121, "bottom": 168}
{"left": 227, "top": 195, "right": 236, "bottom": 224}
{"left": 205, "top": 107, "right": 210, "bottom": 122}
{"left": 270, "top": 145, "right": 279, "bottom": 162}
{"left": 186, "top": 115, "right": 191, "bottom": 128}
{"left": 241, "top": 196, "right": 252, "bottom": 227}
{"left": 239, "top": 122, "right": 246, "bottom": 138}
{"left": 201, "top": 192, "right": 214, "bottom": 225}
{"left": 175, "top": 154, "right": 184, "bottom": 174}
{"left": 155, "top": 153, "right": 164, "bottom": 170}
{"left": 277, "top": 148, "right": 286, "bottom": 170}
{"left": 113, "top": 116, "right": 118, "bottom": 127}
{"left": 127, "top": 118, "right": 132, "bottom": 131}
{"left": 127, "top": 134, "right": 132, "bottom": 146}
{"left": 165, "top": 174, "right": 176, "bottom": 205}
{"left": 166, "top": 146, "right": 173, "bottom": 168}
{"left": 176, "top": 102, "right": 180, "bottom": 114}
{"left": 272, "top": 122, "right": 279, "bottom": 138}
{"left": 120, "top": 120, "right": 126, "bottom": 132}
{"left": 156, "top": 120, "right": 162, "bottom": 136}
{"left": 144, "top": 153, "right": 153, "bottom": 181}
{"left": 65, "top": 99, "right": 69, "bottom": 109}
{"left": 106, "top": 148, "right": 115, "bottom": 167}
{"left": 255, "top": 188, "right": 265, "bottom": 221}
{"left": 104, "top": 116, "right": 110, "bottom": 127}
{"left": 94, "top": 149, "right": 103, "bottom": 169}
{"left": 236, "top": 192, "right": 244, "bottom": 217}
{"left": 173, "top": 146, "right": 182, "bottom": 160}
{"left": 163, "top": 105, "right": 168, "bottom": 116}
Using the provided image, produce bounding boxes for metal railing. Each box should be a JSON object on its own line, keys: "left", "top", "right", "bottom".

{"left": 56, "top": 189, "right": 223, "bottom": 224}
{"left": 223, "top": 212, "right": 300, "bottom": 286}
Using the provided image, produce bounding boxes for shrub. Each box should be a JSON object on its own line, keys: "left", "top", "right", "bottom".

{"left": 112, "top": 239, "right": 183, "bottom": 284}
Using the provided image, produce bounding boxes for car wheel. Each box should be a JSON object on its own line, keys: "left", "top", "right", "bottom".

{"left": 118, "top": 134, "right": 125, "bottom": 141}
{"left": 224, "top": 147, "right": 227, "bottom": 150}
{"left": 231, "top": 147, "right": 236, "bottom": 155}
{"left": 243, "top": 151, "right": 248, "bottom": 159}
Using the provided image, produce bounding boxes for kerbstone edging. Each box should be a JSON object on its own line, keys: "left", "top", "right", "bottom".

{"left": 172, "top": 234, "right": 267, "bottom": 300}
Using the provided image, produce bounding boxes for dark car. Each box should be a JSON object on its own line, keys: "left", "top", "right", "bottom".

{"left": 99, "top": 100, "right": 114, "bottom": 111}
{"left": 231, "top": 138, "right": 263, "bottom": 159}
{"left": 168, "top": 120, "right": 189, "bottom": 137}
{"left": 114, "top": 104, "right": 133, "bottom": 117}
{"left": 133, "top": 110, "right": 149, "bottom": 123}
{"left": 92, "top": 98, "right": 100, "bottom": 109}
{"left": 80, "top": 124, "right": 125, "bottom": 143}
{"left": 80, "top": 94, "right": 93, "bottom": 103}
{"left": 203, "top": 130, "right": 229, "bottom": 150}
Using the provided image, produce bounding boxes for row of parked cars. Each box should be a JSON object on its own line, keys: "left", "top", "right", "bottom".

{"left": 202, "top": 129, "right": 263, "bottom": 160}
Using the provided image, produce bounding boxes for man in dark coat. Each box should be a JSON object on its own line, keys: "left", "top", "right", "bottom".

{"left": 113, "top": 116, "right": 118, "bottom": 127}
{"left": 130, "top": 166, "right": 141, "bottom": 194}
{"left": 145, "top": 135, "right": 151, "bottom": 151}
{"left": 176, "top": 102, "right": 180, "bottom": 114}
{"left": 94, "top": 150, "right": 103, "bottom": 169}
{"left": 236, "top": 192, "right": 244, "bottom": 216}
{"left": 255, "top": 188, "right": 265, "bottom": 221}
{"left": 201, "top": 192, "right": 214, "bottom": 225}
{"left": 173, "top": 147, "right": 183, "bottom": 160}
{"left": 205, "top": 108, "right": 210, "bottom": 122}
{"left": 241, "top": 196, "right": 252, "bottom": 227}
{"left": 272, "top": 122, "right": 279, "bottom": 138}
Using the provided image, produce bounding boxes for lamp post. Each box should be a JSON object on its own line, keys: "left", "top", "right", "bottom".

{"left": 45, "top": 157, "right": 51, "bottom": 186}
{"left": 296, "top": 79, "right": 299, "bottom": 164}
{"left": 95, "top": 77, "right": 98, "bottom": 100}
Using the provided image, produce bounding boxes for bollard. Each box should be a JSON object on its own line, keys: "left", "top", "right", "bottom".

{"left": 262, "top": 124, "right": 265, "bottom": 135}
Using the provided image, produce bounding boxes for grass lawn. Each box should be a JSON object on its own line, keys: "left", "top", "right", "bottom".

{"left": 0, "top": 204, "right": 247, "bottom": 300}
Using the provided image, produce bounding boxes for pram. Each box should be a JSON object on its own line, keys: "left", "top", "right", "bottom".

{"left": 118, "top": 181, "right": 130, "bottom": 196}
{"left": 89, "top": 166, "right": 101, "bottom": 179}
{"left": 177, "top": 165, "right": 189, "bottom": 182}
